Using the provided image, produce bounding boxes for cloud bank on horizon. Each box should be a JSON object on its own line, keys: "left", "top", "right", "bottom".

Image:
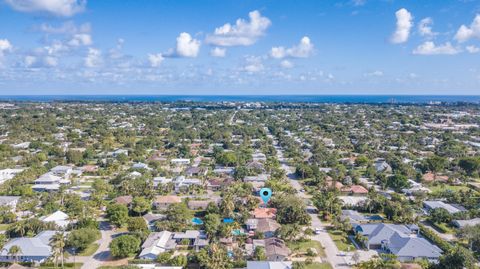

{"left": 0, "top": 0, "right": 479, "bottom": 94}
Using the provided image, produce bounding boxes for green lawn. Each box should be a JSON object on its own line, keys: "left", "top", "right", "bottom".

{"left": 288, "top": 239, "right": 326, "bottom": 257}
{"left": 304, "top": 262, "right": 333, "bottom": 269}
{"left": 0, "top": 224, "right": 9, "bottom": 231}
{"left": 429, "top": 184, "right": 472, "bottom": 195}
{"left": 78, "top": 243, "right": 100, "bottom": 256}
{"left": 432, "top": 222, "right": 455, "bottom": 234}
{"left": 327, "top": 229, "right": 356, "bottom": 252}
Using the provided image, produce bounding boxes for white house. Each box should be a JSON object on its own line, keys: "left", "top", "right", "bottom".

{"left": 111, "top": 149, "right": 129, "bottom": 157}
{"left": 50, "top": 165, "right": 73, "bottom": 178}
{"left": 32, "top": 173, "right": 70, "bottom": 192}
{"left": 0, "top": 168, "right": 24, "bottom": 184}
{"left": 40, "top": 210, "right": 71, "bottom": 228}
{"left": 174, "top": 176, "right": 202, "bottom": 192}
{"left": 153, "top": 177, "right": 173, "bottom": 187}
{"left": 0, "top": 196, "right": 21, "bottom": 211}
{"left": 171, "top": 158, "right": 190, "bottom": 165}
{"left": 139, "top": 231, "right": 176, "bottom": 260}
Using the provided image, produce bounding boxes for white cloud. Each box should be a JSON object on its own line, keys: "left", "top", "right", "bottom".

{"left": 466, "top": 45, "right": 480, "bottom": 53}
{"left": 24, "top": 55, "right": 36, "bottom": 67}
{"left": 24, "top": 55, "right": 58, "bottom": 67}
{"left": 38, "top": 21, "right": 90, "bottom": 35}
{"left": 352, "top": 0, "right": 366, "bottom": 6}
{"left": 364, "top": 70, "right": 384, "bottom": 77}
{"left": 454, "top": 14, "right": 480, "bottom": 43}
{"left": 243, "top": 56, "right": 264, "bottom": 73}
{"left": 210, "top": 47, "right": 226, "bottom": 57}
{"left": 175, "top": 32, "right": 200, "bottom": 58}
{"left": 270, "top": 36, "right": 314, "bottom": 59}
{"left": 68, "top": 33, "right": 92, "bottom": 46}
{"left": 4, "top": 0, "right": 86, "bottom": 17}
{"left": 418, "top": 17, "right": 437, "bottom": 38}
{"left": 413, "top": 41, "right": 460, "bottom": 55}
{"left": 390, "top": 8, "right": 413, "bottom": 44}
{"left": 280, "top": 60, "right": 294, "bottom": 69}
{"left": 408, "top": 73, "right": 418, "bottom": 79}
{"left": 0, "top": 39, "right": 12, "bottom": 53}
{"left": 44, "top": 56, "right": 58, "bottom": 67}
{"left": 205, "top": 10, "right": 271, "bottom": 46}
{"left": 84, "top": 48, "right": 102, "bottom": 67}
{"left": 148, "top": 53, "right": 164, "bottom": 67}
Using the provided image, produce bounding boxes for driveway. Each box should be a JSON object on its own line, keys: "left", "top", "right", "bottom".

{"left": 67, "top": 220, "right": 123, "bottom": 269}
{"left": 273, "top": 137, "right": 378, "bottom": 268}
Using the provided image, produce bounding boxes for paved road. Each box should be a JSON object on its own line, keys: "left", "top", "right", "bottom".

{"left": 421, "top": 221, "right": 456, "bottom": 242}
{"left": 68, "top": 220, "right": 122, "bottom": 269}
{"left": 273, "top": 140, "right": 353, "bottom": 269}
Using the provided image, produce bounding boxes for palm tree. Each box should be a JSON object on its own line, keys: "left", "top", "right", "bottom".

{"left": 220, "top": 193, "right": 234, "bottom": 218}
{"left": 7, "top": 245, "right": 22, "bottom": 263}
{"left": 49, "top": 232, "right": 66, "bottom": 268}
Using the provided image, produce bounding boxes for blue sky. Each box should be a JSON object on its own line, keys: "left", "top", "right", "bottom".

{"left": 0, "top": 0, "right": 479, "bottom": 95}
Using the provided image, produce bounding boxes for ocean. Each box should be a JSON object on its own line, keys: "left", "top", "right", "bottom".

{"left": 0, "top": 95, "right": 479, "bottom": 104}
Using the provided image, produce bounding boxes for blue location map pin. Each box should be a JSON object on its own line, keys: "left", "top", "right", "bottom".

{"left": 260, "top": 188, "right": 272, "bottom": 205}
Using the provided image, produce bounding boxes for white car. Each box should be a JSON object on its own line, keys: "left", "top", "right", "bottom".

{"left": 315, "top": 228, "right": 322, "bottom": 234}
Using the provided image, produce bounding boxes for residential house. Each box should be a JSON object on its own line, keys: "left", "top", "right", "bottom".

{"left": 340, "top": 210, "right": 383, "bottom": 225}
{"left": 246, "top": 161, "right": 265, "bottom": 171}
{"left": 244, "top": 174, "right": 268, "bottom": 190}
{"left": 12, "top": 142, "right": 30, "bottom": 150}
{"left": 0, "top": 196, "right": 21, "bottom": 211}
{"left": 0, "top": 168, "right": 24, "bottom": 184}
{"left": 174, "top": 176, "right": 202, "bottom": 192}
{"left": 80, "top": 165, "right": 98, "bottom": 173}
{"left": 452, "top": 218, "right": 480, "bottom": 229}
{"left": 111, "top": 149, "right": 128, "bottom": 157}
{"left": 40, "top": 210, "right": 71, "bottom": 228}
{"left": 138, "top": 231, "right": 177, "bottom": 260}
{"left": 252, "top": 238, "right": 291, "bottom": 261}
{"left": 423, "top": 201, "right": 467, "bottom": 215}
{"left": 212, "top": 167, "right": 235, "bottom": 176}
{"left": 246, "top": 218, "right": 281, "bottom": 238}
{"left": 422, "top": 172, "right": 448, "bottom": 183}
{"left": 244, "top": 174, "right": 268, "bottom": 183}
{"left": 133, "top": 163, "right": 151, "bottom": 170}
{"left": 135, "top": 265, "right": 181, "bottom": 269}
{"left": 187, "top": 199, "right": 219, "bottom": 210}
{"left": 171, "top": 158, "right": 190, "bottom": 165}
{"left": 355, "top": 223, "right": 442, "bottom": 262}
{"left": 402, "top": 180, "right": 431, "bottom": 195}
{"left": 0, "top": 231, "right": 57, "bottom": 263}
{"left": 143, "top": 213, "right": 166, "bottom": 229}
{"left": 50, "top": 165, "right": 73, "bottom": 178}
{"left": 153, "top": 177, "right": 173, "bottom": 188}
{"left": 173, "top": 230, "right": 208, "bottom": 252}
{"left": 246, "top": 261, "right": 292, "bottom": 269}
{"left": 252, "top": 208, "right": 277, "bottom": 219}
{"left": 185, "top": 167, "right": 207, "bottom": 177}
{"left": 153, "top": 195, "right": 182, "bottom": 210}
{"left": 207, "top": 178, "right": 233, "bottom": 191}
{"left": 252, "top": 152, "right": 267, "bottom": 162}
{"left": 374, "top": 159, "right": 392, "bottom": 173}
{"left": 32, "top": 173, "right": 70, "bottom": 192}
{"left": 341, "top": 185, "right": 368, "bottom": 195}
{"left": 115, "top": 195, "right": 133, "bottom": 206}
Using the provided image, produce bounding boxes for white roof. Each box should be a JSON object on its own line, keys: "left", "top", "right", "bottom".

{"left": 139, "top": 231, "right": 173, "bottom": 257}
{"left": 40, "top": 210, "right": 70, "bottom": 227}
{"left": 247, "top": 261, "right": 292, "bottom": 269}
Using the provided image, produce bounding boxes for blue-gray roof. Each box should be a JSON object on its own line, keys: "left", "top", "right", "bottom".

{"left": 356, "top": 223, "right": 442, "bottom": 259}
{"left": 0, "top": 231, "right": 57, "bottom": 258}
